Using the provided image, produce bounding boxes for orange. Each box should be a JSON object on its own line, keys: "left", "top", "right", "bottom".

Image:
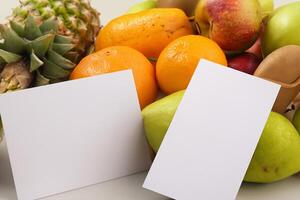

{"left": 156, "top": 35, "right": 228, "bottom": 94}
{"left": 95, "top": 8, "right": 193, "bottom": 59}
{"left": 70, "top": 46, "right": 158, "bottom": 109}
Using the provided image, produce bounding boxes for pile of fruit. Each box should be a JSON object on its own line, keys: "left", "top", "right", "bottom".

{"left": 0, "top": 0, "right": 300, "bottom": 184}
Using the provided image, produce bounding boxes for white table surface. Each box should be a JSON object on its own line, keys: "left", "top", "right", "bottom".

{"left": 1, "top": 140, "right": 300, "bottom": 200}
{"left": 1, "top": 0, "right": 300, "bottom": 199}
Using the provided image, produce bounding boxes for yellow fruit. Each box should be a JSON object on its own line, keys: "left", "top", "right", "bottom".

{"left": 71, "top": 46, "right": 158, "bottom": 109}
{"left": 96, "top": 8, "right": 193, "bottom": 58}
{"left": 156, "top": 35, "right": 227, "bottom": 94}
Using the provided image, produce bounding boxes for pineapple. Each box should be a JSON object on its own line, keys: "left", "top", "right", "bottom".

{"left": 0, "top": 0, "right": 101, "bottom": 92}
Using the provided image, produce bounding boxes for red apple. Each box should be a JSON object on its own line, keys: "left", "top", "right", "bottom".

{"left": 195, "top": 0, "right": 263, "bottom": 53}
{"left": 246, "top": 23, "right": 266, "bottom": 59}
{"left": 228, "top": 53, "right": 261, "bottom": 75}
{"left": 247, "top": 37, "right": 262, "bottom": 59}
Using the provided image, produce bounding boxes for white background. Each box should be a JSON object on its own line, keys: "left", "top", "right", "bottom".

{"left": 0, "top": 0, "right": 142, "bottom": 24}
{"left": 0, "top": 0, "right": 300, "bottom": 200}
{"left": 0, "top": 0, "right": 297, "bottom": 24}
{"left": 0, "top": 0, "right": 296, "bottom": 24}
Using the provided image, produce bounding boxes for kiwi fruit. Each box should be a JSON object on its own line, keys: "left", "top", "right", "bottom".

{"left": 254, "top": 45, "right": 300, "bottom": 113}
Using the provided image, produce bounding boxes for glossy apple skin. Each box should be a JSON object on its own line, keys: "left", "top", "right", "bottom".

{"left": 142, "top": 91, "right": 184, "bottom": 153}
{"left": 262, "top": 2, "right": 300, "bottom": 56}
{"left": 195, "top": 0, "right": 262, "bottom": 53}
{"left": 247, "top": 37, "right": 262, "bottom": 59}
{"left": 245, "top": 112, "right": 300, "bottom": 183}
{"left": 228, "top": 53, "right": 261, "bottom": 75}
{"left": 246, "top": 24, "right": 266, "bottom": 59}
{"left": 258, "top": 0, "right": 274, "bottom": 17}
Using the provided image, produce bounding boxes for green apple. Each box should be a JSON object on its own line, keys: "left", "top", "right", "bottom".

{"left": 127, "top": 0, "right": 157, "bottom": 14}
{"left": 245, "top": 112, "right": 300, "bottom": 183}
{"left": 143, "top": 94, "right": 300, "bottom": 183}
{"left": 293, "top": 108, "right": 300, "bottom": 133}
{"left": 262, "top": 2, "right": 300, "bottom": 56}
{"left": 142, "top": 90, "right": 184, "bottom": 152}
{"left": 258, "top": 0, "right": 274, "bottom": 18}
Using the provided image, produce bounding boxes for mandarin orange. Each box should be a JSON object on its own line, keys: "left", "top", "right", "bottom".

{"left": 156, "top": 35, "right": 228, "bottom": 94}
{"left": 71, "top": 46, "right": 158, "bottom": 109}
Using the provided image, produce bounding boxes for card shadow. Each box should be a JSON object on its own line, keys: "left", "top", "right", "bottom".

{"left": 0, "top": 136, "right": 18, "bottom": 200}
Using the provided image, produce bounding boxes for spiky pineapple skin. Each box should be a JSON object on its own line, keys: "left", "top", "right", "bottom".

{"left": 12, "top": 0, "right": 100, "bottom": 59}
{"left": 0, "top": 0, "right": 100, "bottom": 91}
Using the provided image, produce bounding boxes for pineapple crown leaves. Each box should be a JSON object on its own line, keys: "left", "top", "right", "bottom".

{"left": 12, "top": 0, "right": 100, "bottom": 48}
{"left": 0, "top": 15, "right": 77, "bottom": 84}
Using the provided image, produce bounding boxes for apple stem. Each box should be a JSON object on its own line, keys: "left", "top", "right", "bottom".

{"left": 194, "top": 22, "right": 201, "bottom": 35}
{"left": 148, "top": 57, "right": 157, "bottom": 62}
{"left": 189, "top": 16, "right": 195, "bottom": 22}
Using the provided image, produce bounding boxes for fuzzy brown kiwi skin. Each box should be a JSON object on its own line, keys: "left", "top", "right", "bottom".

{"left": 254, "top": 45, "right": 300, "bottom": 114}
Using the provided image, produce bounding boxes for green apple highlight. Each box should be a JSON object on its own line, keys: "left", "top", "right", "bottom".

{"left": 142, "top": 90, "right": 184, "bottom": 152}
{"left": 127, "top": 0, "right": 157, "bottom": 14}
{"left": 258, "top": 0, "right": 274, "bottom": 17}
{"left": 262, "top": 2, "right": 300, "bottom": 56}
{"left": 142, "top": 93, "right": 300, "bottom": 183}
{"left": 245, "top": 112, "right": 300, "bottom": 183}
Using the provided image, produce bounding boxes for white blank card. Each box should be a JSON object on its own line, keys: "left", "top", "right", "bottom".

{"left": 0, "top": 70, "right": 151, "bottom": 200}
{"left": 144, "top": 60, "right": 280, "bottom": 200}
